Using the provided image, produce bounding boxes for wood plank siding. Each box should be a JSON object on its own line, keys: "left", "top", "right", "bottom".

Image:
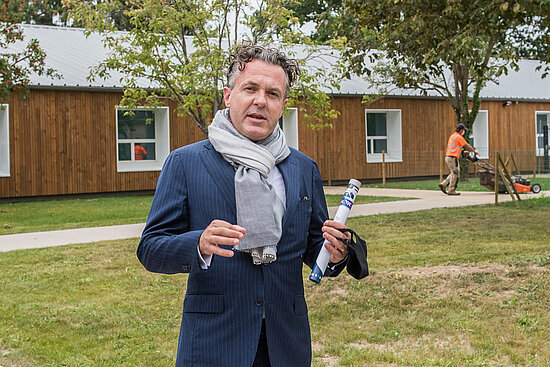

{"left": 1, "top": 89, "right": 548, "bottom": 199}
{"left": 298, "top": 97, "right": 548, "bottom": 182}
{"left": 1, "top": 89, "right": 203, "bottom": 198}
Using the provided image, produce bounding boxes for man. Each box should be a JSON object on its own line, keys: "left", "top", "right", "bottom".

{"left": 439, "top": 123, "right": 478, "bottom": 195}
{"left": 137, "top": 43, "right": 353, "bottom": 367}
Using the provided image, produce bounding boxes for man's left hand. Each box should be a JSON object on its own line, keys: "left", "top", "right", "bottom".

{"left": 322, "top": 220, "right": 351, "bottom": 263}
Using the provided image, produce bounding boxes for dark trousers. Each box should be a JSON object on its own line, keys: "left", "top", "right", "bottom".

{"left": 252, "top": 320, "right": 271, "bottom": 366}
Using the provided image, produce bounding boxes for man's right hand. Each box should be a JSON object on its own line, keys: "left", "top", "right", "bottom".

{"left": 199, "top": 220, "right": 246, "bottom": 258}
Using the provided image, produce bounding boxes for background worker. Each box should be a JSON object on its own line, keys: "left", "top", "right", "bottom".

{"left": 134, "top": 144, "right": 147, "bottom": 160}
{"left": 439, "top": 123, "right": 478, "bottom": 195}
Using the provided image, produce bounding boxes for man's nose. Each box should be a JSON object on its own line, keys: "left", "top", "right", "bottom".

{"left": 253, "top": 91, "right": 267, "bottom": 106}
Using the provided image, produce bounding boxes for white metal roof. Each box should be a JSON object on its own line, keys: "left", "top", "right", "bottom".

{"left": 7, "top": 24, "right": 155, "bottom": 89}
{"left": 8, "top": 24, "right": 550, "bottom": 101}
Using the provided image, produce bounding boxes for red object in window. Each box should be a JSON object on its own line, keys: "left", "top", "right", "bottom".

{"left": 135, "top": 144, "right": 147, "bottom": 160}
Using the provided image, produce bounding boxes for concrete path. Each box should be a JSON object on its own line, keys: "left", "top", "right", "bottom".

{"left": 1, "top": 188, "right": 547, "bottom": 252}
{"left": 0, "top": 223, "right": 146, "bottom": 252}
{"left": 325, "top": 187, "right": 546, "bottom": 217}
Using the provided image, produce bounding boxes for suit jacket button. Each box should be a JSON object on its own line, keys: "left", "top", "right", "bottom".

{"left": 256, "top": 298, "right": 263, "bottom": 307}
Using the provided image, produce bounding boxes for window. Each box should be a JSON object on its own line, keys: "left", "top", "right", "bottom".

{"left": 0, "top": 105, "right": 9, "bottom": 177}
{"left": 279, "top": 107, "right": 299, "bottom": 150}
{"left": 365, "top": 109, "right": 402, "bottom": 163}
{"left": 471, "top": 110, "right": 489, "bottom": 159}
{"left": 116, "top": 107, "right": 170, "bottom": 172}
{"left": 536, "top": 112, "right": 550, "bottom": 156}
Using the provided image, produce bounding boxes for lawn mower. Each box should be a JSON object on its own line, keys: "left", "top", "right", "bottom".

{"left": 462, "top": 151, "right": 542, "bottom": 194}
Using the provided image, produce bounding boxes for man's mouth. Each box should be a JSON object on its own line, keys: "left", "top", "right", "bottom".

{"left": 247, "top": 113, "right": 267, "bottom": 121}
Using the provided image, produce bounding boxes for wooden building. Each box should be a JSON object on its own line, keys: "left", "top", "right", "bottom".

{"left": 1, "top": 25, "right": 550, "bottom": 199}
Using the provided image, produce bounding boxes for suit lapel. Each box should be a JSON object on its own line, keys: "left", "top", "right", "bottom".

{"left": 199, "top": 141, "right": 237, "bottom": 215}
{"left": 278, "top": 151, "right": 299, "bottom": 229}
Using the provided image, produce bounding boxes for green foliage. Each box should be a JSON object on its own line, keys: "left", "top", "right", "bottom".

{"left": 0, "top": 1, "right": 60, "bottom": 101}
{"left": 66, "top": 0, "right": 340, "bottom": 137}
{"left": 332, "top": 0, "right": 550, "bottom": 129}
{"left": 6, "top": 0, "right": 69, "bottom": 26}
{"left": 285, "top": 0, "right": 343, "bottom": 42}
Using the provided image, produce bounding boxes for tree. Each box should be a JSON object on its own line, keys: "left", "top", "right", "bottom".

{"left": 67, "top": 0, "right": 340, "bottom": 138}
{"left": 5, "top": 0, "right": 68, "bottom": 26}
{"left": 0, "top": 0, "right": 60, "bottom": 102}
{"left": 333, "top": 0, "right": 550, "bottom": 132}
{"left": 285, "top": 0, "right": 343, "bottom": 42}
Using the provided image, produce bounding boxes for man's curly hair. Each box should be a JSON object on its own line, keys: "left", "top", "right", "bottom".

{"left": 226, "top": 42, "right": 300, "bottom": 98}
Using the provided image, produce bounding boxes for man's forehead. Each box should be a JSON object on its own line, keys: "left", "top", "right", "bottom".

{"left": 234, "top": 60, "right": 286, "bottom": 90}
{"left": 240, "top": 60, "right": 285, "bottom": 78}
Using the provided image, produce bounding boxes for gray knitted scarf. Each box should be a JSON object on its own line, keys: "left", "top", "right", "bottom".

{"left": 208, "top": 109, "right": 290, "bottom": 264}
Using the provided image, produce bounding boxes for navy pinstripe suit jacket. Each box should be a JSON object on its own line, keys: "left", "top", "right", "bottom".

{"left": 137, "top": 140, "right": 345, "bottom": 367}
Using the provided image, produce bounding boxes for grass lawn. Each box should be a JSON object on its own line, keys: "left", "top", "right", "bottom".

{"left": 365, "top": 176, "right": 550, "bottom": 192}
{"left": 1, "top": 197, "right": 549, "bottom": 366}
{"left": 0, "top": 196, "right": 154, "bottom": 235}
{"left": 324, "top": 194, "right": 413, "bottom": 207}
{"left": 0, "top": 194, "right": 408, "bottom": 235}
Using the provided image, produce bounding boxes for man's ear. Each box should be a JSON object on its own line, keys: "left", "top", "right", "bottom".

{"left": 223, "top": 87, "right": 232, "bottom": 108}
{"left": 281, "top": 98, "right": 288, "bottom": 114}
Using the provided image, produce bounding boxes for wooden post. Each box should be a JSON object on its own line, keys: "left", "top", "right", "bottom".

{"left": 327, "top": 157, "right": 332, "bottom": 187}
{"left": 510, "top": 153, "right": 519, "bottom": 176}
{"left": 533, "top": 150, "right": 537, "bottom": 178}
{"left": 382, "top": 150, "right": 386, "bottom": 187}
{"left": 440, "top": 150, "right": 444, "bottom": 182}
{"left": 495, "top": 152, "right": 499, "bottom": 206}
{"left": 504, "top": 156, "right": 510, "bottom": 174}
{"left": 327, "top": 131, "right": 333, "bottom": 186}
{"left": 498, "top": 154, "right": 521, "bottom": 207}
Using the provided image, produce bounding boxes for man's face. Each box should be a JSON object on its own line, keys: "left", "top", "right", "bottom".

{"left": 223, "top": 60, "right": 288, "bottom": 141}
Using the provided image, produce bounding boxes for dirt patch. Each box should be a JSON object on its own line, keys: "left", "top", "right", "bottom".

{"left": 311, "top": 341, "right": 323, "bottom": 352}
{"left": 312, "top": 342, "right": 338, "bottom": 367}
{"left": 393, "top": 263, "right": 511, "bottom": 278}
{"left": 348, "top": 333, "right": 473, "bottom": 356}
{"left": 317, "top": 355, "right": 338, "bottom": 367}
{"left": 376, "top": 263, "right": 549, "bottom": 300}
{"left": 329, "top": 284, "right": 348, "bottom": 298}
{"left": 392, "top": 263, "right": 549, "bottom": 278}
{"left": 0, "top": 349, "right": 35, "bottom": 367}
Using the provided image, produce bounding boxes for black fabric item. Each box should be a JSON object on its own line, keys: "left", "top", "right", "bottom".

{"left": 252, "top": 320, "right": 271, "bottom": 366}
{"left": 338, "top": 228, "right": 369, "bottom": 280}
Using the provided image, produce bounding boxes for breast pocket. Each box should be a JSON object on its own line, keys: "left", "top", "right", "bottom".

{"left": 296, "top": 197, "right": 312, "bottom": 212}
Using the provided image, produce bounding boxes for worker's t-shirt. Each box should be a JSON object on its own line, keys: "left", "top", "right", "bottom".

{"left": 446, "top": 132, "right": 467, "bottom": 158}
{"left": 135, "top": 145, "right": 147, "bottom": 160}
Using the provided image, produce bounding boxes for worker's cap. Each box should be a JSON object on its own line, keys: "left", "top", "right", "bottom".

{"left": 455, "top": 123, "right": 466, "bottom": 132}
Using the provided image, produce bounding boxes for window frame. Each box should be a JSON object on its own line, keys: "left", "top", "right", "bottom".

{"left": 471, "top": 110, "right": 489, "bottom": 159}
{"left": 365, "top": 109, "right": 403, "bottom": 163}
{"left": 280, "top": 107, "right": 299, "bottom": 150}
{"left": 0, "top": 104, "right": 9, "bottom": 177}
{"left": 116, "top": 106, "right": 170, "bottom": 172}
{"left": 535, "top": 111, "right": 550, "bottom": 157}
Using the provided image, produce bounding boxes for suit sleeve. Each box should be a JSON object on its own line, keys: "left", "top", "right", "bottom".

{"left": 302, "top": 162, "right": 347, "bottom": 277}
{"left": 136, "top": 152, "right": 204, "bottom": 274}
